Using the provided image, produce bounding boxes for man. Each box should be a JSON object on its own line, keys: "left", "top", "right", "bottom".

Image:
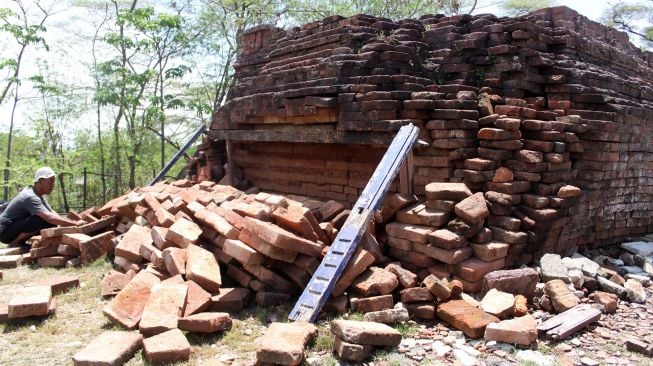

{"left": 0, "top": 167, "right": 84, "bottom": 246}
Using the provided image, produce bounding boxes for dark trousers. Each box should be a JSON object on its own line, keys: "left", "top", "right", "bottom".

{"left": 0, "top": 215, "right": 54, "bottom": 244}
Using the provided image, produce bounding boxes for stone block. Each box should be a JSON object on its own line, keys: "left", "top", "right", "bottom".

{"left": 183, "top": 280, "right": 212, "bottom": 316}
{"left": 36, "top": 275, "right": 79, "bottom": 294}
{"left": 162, "top": 247, "right": 187, "bottom": 276}
{"left": 544, "top": 279, "right": 579, "bottom": 313}
{"left": 425, "top": 182, "right": 472, "bottom": 201}
{"left": 481, "top": 268, "right": 539, "bottom": 300}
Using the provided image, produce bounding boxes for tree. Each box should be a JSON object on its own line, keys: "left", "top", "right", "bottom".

{"left": 603, "top": 1, "right": 653, "bottom": 47}
{"left": 499, "top": 0, "right": 555, "bottom": 17}
{"left": 0, "top": 0, "right": 51, "bottom": 201}
{"left": 96, "top": 0, "right": 194, "bottom": 191}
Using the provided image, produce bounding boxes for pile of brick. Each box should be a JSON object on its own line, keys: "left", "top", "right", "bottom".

{"left": 207, "top": 5, "right": 653, "bottom": 264}
{"left": 383, "top": 182, "right": 508, "bottom": 293}
{"left": 0, "top": 214, "right": 117, "bottom": 270}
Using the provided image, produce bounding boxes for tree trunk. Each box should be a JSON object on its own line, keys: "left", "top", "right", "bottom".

{"left": 3, "top": 91, "right": 19, "bottom": 201}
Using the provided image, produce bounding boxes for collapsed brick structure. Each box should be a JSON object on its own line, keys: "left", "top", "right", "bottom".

{"left": 204, "top": 6, "right": 653, "bottom": 268}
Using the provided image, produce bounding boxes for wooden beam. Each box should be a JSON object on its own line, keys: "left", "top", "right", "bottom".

{"left": 399, "top": 150, "right": 414, "bottom": 195}
{"left": 207, "top": 128, "right": 395, "bottom": 145}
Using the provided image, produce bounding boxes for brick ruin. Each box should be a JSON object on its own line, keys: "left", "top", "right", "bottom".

{"left": 202, "top": 6, "right": 653, "bottom": 267}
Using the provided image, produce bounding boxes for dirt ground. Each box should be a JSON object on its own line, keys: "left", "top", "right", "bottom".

{"left": 2, "top": 255, "right": 653, "bottom": 366}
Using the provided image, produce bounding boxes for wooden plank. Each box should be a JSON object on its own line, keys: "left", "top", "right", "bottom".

{"left": 207, "top": 128, "right": 395, "bottom": 145}
{"left": 399, "top": 151, "right": 414, "bottom": 195}
{"left": 538, "top": 304, "right": 602, "bottom": 340}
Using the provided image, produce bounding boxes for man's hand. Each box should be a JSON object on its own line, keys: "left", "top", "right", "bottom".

{"left": 74, "top": 220, "right": 86, "bottom": 226}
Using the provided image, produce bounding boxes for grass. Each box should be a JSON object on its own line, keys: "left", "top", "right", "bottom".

{"left": 0, "top": 259, "right": 265, "bottom": 365}
{"left": 395, "top": 321, "right": 419, "bottom": 337}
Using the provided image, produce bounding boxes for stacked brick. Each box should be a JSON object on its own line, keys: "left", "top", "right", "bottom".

{"left": 383, "top": 184, "right": 506, "bottom": 293}
{"left": 207, "top": 5, "right": 653, "bottom": 260}
{"left": 0, "top": 214, "right": 118, "bottom": 270}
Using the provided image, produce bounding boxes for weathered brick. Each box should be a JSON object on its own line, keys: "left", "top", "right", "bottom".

{"left": 209, "top": 287, "right": 250, "bottom": 312}
{"left": 165, "top": 218, "right": 202, "bottom": 248}
{"left": 8, "top": 285, "right": 52, "bottom": 319}
{"left": 257, "top": 322, "right": 317, "bottom": 366}
{"left": 143, "top": 328, "right": 190, "bottom": 365}
{"left": 331, "top": 319, "right": 402, "bottom": 346}
{"left": 178, "top": 312, "right": 232, "bottom": 333}
{"left": 115, "top": 225, "right": 152, "bottom": 263}
{"left": 437, "top": 300, "right": 499, "bottom": 338}
{"left": 139, "top": 283, "right": 188, "bottom": 336}
{"left": 185, "top": 244, "right": 222, "bottom": 293}
{"left": 72, "top": 331, "right": 143, "bottom": 366}
{"left": 103, "top": 271, "right": 161, "bottom": 329}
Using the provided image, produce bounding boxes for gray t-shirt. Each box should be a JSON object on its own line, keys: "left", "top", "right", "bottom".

{"left": 0, "top": 186, "right": 52, "bottom": 234}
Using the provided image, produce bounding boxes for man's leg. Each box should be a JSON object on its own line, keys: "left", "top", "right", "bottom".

{"left": 0, "top": 215, "right": 55, "bottom": 245}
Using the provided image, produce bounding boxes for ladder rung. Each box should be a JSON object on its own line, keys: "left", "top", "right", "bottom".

{"left": 324, "top": 263, "right": 337, "bottom": 268}
{"left": 308, "top": 289, "right": 321, "bottom": 295}
{"left": 300, "top": 303, "right": 314, "bottom": 309}
{"left": 316, "top": 276, "right": 329, "bottom": 281}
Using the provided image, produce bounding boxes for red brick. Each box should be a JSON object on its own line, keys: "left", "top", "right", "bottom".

{"left": 154, "top": 207, "right": 175, "bottom": 227}
{"left": 72, "top": 331, "right": 143, "bottom": 366}
{"left": 37, "top": 256, "right": 70, "bottom": 268}
{"left": 143, "top": 328, "right": 190, "bottom": 365}
{"left": 333, "top": 247, "right": 376, "bottom": 296}
{"left": 351, "top": 267, "right": 399, "bottom": 296}
{"left": 195, "top": 208, "right": 240, "bottom": 239}
{"left": 385, "top": 222, "right": 432, "bottom": 244}
{"left": 165, "top": 218, "right": 202, "bottom": 248}
{"left": 238, "top": 225, "right": 298, "bottom": 262}
{"left": 319, "top": 200, "right": 345, "bottom": 221}
{"left": 162, "top": 247, "right": 187, "bottom": 276}
{"left": 425, "top": 182, "right": 472, "bottom": 201}
{"left": 437, "top": 300, "right": 500, "bottom": 338}
{"left": 36, "top": 275, "right": 79, "bottom": 294}
{"left": 62, "top": 233, "right": 92, "bottom": 249}
{"left": 186, "top": 244, "right": 222, "bottom": 293}
{"left": 449, "top": 257, "right": 506, "bottom": 282}
{"left": 151, "top": 226, "right": 171, "bottom": 250}
{"left": 400, "top": 287, "right": 434, "bottom": 303}
{"left": 209, "top": 287, "right": 250, "bottom": 312}
{"left": 139, "top": 283, "right": 188, "bottom": 336}
{"left": 257, "top": 322, "right": 318, "bottom": 365}
{"left": 351, "top": 294, "right": 394, "bottom": 313}
{"left": 178, "top": 312, "right": 232, "bottom": 333}
{"left": 415, "top": 243, "right": 473, "bottom": 264}
{"left": 272, "top": 204, "right": 329, "bottom": 243}
{"left": 222, "top": 239, "right": 263, "bottom": 265}
{"left": 377, "top": 193, "right": 419, "bottom": 224}
{"left": 8, "top": 285, "right": 52, "bottom": 319}
{"left": 103, "top": 271, "right": 161, "bottom": 329}
{"left": 115, "top": 225, "right": 152, "bottom": 263}
{"left": 101, "top": 270, "right": 136, "bottom": 297}
{"left": 331, "top": 319, "right": 401, "bottom": 346}
{"left": 243, "top": 217, "right": 324, "bottom": 258}
{"left": 427, "top": 229, "right": 468, "bottom": 249}
{"left": 80, "top": 231, "right": 114, "bottom": 264}
{"left": 471, "top": 242, "right": 510, "bottom": 261}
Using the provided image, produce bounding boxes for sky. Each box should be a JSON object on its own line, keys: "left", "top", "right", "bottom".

{"left": 0, "top": 0, "right": 639, "bottom": 135}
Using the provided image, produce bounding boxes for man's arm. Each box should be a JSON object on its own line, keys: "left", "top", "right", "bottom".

{"left": 36, "top": 211, "right": 85, "bottom": 227}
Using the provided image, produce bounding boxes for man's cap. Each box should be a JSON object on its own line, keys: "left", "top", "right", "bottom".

{"left": 34, "top": 167, "right": 56, "bottom": 182}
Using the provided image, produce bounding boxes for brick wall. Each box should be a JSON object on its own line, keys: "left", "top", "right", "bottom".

{"left": 207, "top": 6, "right": 653, "bottom": 259}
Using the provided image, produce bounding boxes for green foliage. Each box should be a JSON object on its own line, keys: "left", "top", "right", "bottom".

{"left": 603, "top": 2, "right": 653, "bottom": 48}
{"left": 499, "top": 0, "right": 554, "bottom": 17}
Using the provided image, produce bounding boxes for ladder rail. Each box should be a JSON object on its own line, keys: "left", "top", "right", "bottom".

{"left": 150, "top": 125, "right": 206, "bottom": 186}
{"left": 288, "top": 124, "right": 419, "bottom": 322}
